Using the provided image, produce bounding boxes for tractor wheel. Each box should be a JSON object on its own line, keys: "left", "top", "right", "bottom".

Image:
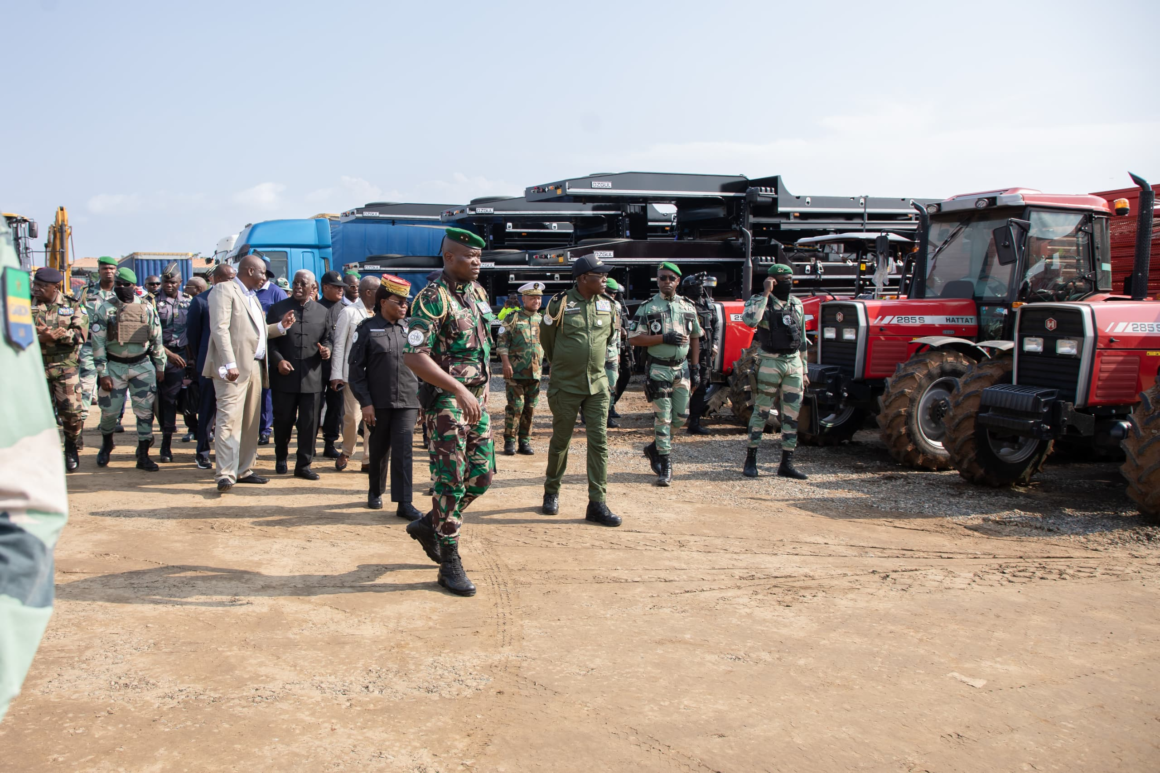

{"left": 799, "top": 404, "right": 867, "bottom": 446}
{"left": 944, "top": 356, "right": 1053, "bottom": 487}
{"left": 727, "top": 346, "right": 759, "bottom": 425}
{"left": 1121, "top": 379, "right": 1160, "bottom": 522}
{"left": 878, "top": 349, "right": 973, "bottom": 470}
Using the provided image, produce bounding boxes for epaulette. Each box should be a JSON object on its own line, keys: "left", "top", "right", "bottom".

{"left": 546, "top": 292, "right": 568, "bottom": 325}
{"left": 414, "top": 284, "right": 450, "bottom": 322}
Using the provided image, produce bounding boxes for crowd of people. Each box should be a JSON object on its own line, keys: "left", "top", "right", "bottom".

{"left": 29, "top": 227, "right": 810, "bottom": 597}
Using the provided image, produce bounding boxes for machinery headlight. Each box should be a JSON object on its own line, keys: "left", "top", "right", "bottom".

{"left": 1023, "top": 337, "right": 1044, "bottom": 353}
{"left": 1056, "top": 339, "right": 1079, "bottom": 356}
{"left": 823, "top": 327, "right": 837, "bottom": 339}
{"left": 842, "top": 328, "right": 857, "bottom": 341}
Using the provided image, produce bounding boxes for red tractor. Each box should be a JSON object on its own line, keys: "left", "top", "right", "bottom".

{"left": 803, "top": 183, "right": 1134, "bottom": 470}
{"left": 943, "top": 174, "right": 1156, "bottom": 486}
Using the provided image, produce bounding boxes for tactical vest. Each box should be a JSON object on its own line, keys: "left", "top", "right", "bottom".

{"left": 115, "top": 302, "right": 152, "bottom": 345}
{"left": 758, "top": 299, "right": 801, "bottom": 354}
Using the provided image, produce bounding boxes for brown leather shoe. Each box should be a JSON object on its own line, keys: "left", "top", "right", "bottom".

{"left": 335, "top": 452, "right": 349, "bottom": 471}
{"left": 361, "top": 462, "right": 370, "bottom": 473}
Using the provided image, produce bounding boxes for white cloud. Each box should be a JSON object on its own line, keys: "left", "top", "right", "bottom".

{"left": 87, "top": 193, "right": 144, "bottom": 215}
{"left": 305, "top": 176, "right": 396, "bottom": 208}
{"left": 232, "top": 182, "right": 286, "bottom": 211}
{"left": 415, "top": 172, "right": 521, "bottom": 204}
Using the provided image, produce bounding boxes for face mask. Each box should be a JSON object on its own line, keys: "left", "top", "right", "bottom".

{"left": 114, "top": 285, "right": 136, "bottom": 303}
{"left": 773, "top": 281, "right": 792, "bottom": 300}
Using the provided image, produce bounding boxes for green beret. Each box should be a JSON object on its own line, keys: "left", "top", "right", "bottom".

{"left": 115, "top": 267, "right": 138, "bottom": 284}
{"left": 767, "top": 263, "right": 793, "bottom": 277}
{"left": 444, "top": 227, "right": 486, "bottom": 250}
{"left": 604, "top": 278, "right": 621, "bottom": 292}
{"left": 658, "top": 261, "right": 682, "bottom": 277}
{"left": 98, "top": 256, "right": 118, "bottom": 266}
{"left": 344, "top": 267, "right": 360, "bottom": 276}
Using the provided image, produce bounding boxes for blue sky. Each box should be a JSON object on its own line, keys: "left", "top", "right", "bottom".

{"left": 3, "top": 0, "right": 1157, "bottom": 258}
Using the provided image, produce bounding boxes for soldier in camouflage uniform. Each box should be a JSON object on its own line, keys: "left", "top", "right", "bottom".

{"left": 77, "top": 256, "right": 118, "bottom": 422}
{"left": 602, "top": 278, "right": 625, "bottom": 428}
{"left": 628, "top": 262, "right": 703, "bottom": 487}
{"left": 402, "top": 228, "right": 496, "bottom": 597}
{"left": 31, "top": 267, "right": 88, "bottom": 472}
{"left": 498, "top": 281, "right": 544, "bottom": 456}
{"left": 154, "top": 268, "right": 191, "bottom": 462}
{"left": 741, "top": 263, "right": 809, "bottom": 480}
{"left": 90, "top": 267, "right": 166, "bottom": 472}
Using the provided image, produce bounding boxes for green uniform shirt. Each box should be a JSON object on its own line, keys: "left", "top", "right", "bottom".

{"left": 78, "top": 282, "right": 115, "bottom": 321}
{"left": 496, "top": 308, "right": 544, "bottom": 380}
{"left": 89, "top": 296, "right": 166, "bottom": 377}
{"left": 404, "top": 271, "right": 492, "bottom": 389}
{"left": 540, "top": 288, "right": 615, "bottom": 395}
{"left": 628, "top": 292, "right": 703, "bottom": 360}
{"left": 31, "top": 292, "right": 87, "bottom": 364}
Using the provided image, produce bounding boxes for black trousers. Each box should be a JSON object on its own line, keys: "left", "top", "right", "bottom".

{"left": 322, "top": 383, "right": 344, "bottom": 443}
{"left": 157, "top": 365, "right": 185, "bottom": 434}
{"left": 195, "top": 375, "right": 216, "bottom": 461}
{"left": 272, "top": 390, "right": 323, "bottom": 471}
{"left": 367, "top": 406, "right": 418, "bottom": 503}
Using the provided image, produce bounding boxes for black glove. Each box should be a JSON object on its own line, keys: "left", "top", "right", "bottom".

{"left": 662, "top": 330, "right": 688, "bottom": 346}
{"left": 689, "top": 366, "right": 700, "bottom": 393}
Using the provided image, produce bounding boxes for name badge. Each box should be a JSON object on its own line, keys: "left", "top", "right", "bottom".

{"left": 477, "top": 300, "right": 492, "bottom": 315}
{"left": 596, "top": 300, "right": 611, "bottom": 313}
{"left": 58, "top": 307, "right": 73, "bottom": 314}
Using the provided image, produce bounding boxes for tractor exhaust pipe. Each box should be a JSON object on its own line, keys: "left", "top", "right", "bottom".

{"left": 1130, "top": 172, "right": 1154, "bottom": 301}
{"left": 909, "top": 201, "right": 930, "bottom": 299}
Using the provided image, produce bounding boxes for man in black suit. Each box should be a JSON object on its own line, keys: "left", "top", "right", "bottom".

{"left": 266, "top": 269, "right": 333, "bottom": 479}
{"left": 186, "top": 263, "right": 236, "bottom": 469}
{"left": 317, "top": 270, "right": 347, "bottom": 459}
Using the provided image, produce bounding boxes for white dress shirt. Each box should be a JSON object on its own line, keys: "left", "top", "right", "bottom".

{"left": 223, "top": 278, "right": 282, "bottom": 373}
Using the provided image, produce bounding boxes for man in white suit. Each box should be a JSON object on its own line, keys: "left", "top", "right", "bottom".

{"left": 204, "top": 254, "right": 297, "bottom": 492}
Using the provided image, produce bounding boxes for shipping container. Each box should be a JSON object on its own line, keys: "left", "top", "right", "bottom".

{"left": 118, "top": 252, "right": 195, "bottom": 286}
{"left": 1091, "top": 183, "right": 1160, "bottom": 297}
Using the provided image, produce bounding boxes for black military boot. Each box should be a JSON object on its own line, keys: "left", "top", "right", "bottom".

{"left": 96, "top": 433, "right": 115, "bottom": 467}
{"left": 159, "top": 433, "right": 173, "bottom": 463}
{"left": 323, "top": 439, "right": 341, "bottom": 459}
{"left": 136, "top": 439, "right": 159, "bottom": 472}
{"left": 406, "top": 513, "right": 443, "bottom": 564}
{"left": 608, "top": 405, "right": 621, "bottom": 419}
{"left": 606, "top": 415, "right": 620, "bottom": 429}
{"left": 502, "top": 437, "right": 516, "bottom": 456}
{"left": 777, "top": 450, "right": 808, "bottom": 480}
{"left": 585, "top": 500, "right": 622, "bottom": 527}
{"left": 542, "top": 492, "right": 559, "bottom": 515}
{"left": 743, "top": 448, "right": 759, "bottom": 478}
{"left": 657, "top": 454, "right": 672, "bottom": 487}
{"left": 367, "top": 491, "right": 383, "bottom": 510}
{"left": 686, "top": 416, "right": 710, "bottom": 435}
{"left": 438, "top": 542, "right": 477, "bottom": 597}
{"left": 396, "top": 502, "right": 423, "bottom": 521}
{"left": 517, "top": 439, "right": 534, "bottom": 455}
{"left": 642, "top": 442, "right": 662, "bottom": 476}
{"left": 64, "top": 438, "right": 80, "bottom": 473}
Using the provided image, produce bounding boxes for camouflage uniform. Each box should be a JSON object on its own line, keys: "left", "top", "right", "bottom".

{"left": 91, "top": 296, "right": 165, "bottom": 441}
{"left": 629, "top": 292, "right": 703, "bottom": 454}
{"left": 605, "top": 296, "right": 623, "bottom": 394}
{"left": 404, "top": 271, "right": 495, "bottom": 545}
{"left": 76, "top": 281, "right": 115, "bottom": 420}
{"left": 742, "top": 293, "right": 807, "bottom": 450}
{"left": 155, "top": 290, "right": 191, "bottom": 435}
{"left": 497, "top": 308, "right": 543, "bottom": 442}
{"left": 32, "top": 291, "right": 88, "bottom": 445}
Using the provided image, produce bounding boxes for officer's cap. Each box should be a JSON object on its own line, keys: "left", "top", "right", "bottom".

{"left": 381, "top": 274, "right": 412, "bottom": 298}
{"left": 98, "top": 256, "right": 118, "bottom": 266}
{"left": 275, "top": 277, "right": 290, "bottom": 290}
{"left": 321, "top": 270, "right": 344, "bottom": 287}
{"left": 518, "top": 281, "right": 545, "bottom": 296}
{"left": 604, "top": 278, "right": 621, "bottom": 292}
{"left": 658, "top": 261, "right": 682, "bottom": 277}
{"left": 444, "top": 227, "right": 486, "bottom": 250}
{"left": 767, "top": 263, "right": 793, "bottom": 277}
{"left": 34, "top": 267, "right": 64, "bottom": 284}
{"left": 572, "top": 253, "right": 612, "bottom": 278}
{"left": 115, "top": 267, "right": 138, "bottom": 284}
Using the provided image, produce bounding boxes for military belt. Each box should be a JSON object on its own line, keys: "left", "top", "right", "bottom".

{"left": 42, "top": 351, "right": 76, "bottom": 364}
{"left": 107, "top": 352, "right": 148, "bottom": 364}
{"left": 759, "top": 346, "right": 798, "bottom": 356}
{"left": 648, "top": 356, "right": 684, "bottom": 367}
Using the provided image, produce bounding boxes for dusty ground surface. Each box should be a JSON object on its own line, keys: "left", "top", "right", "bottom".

{"left": 3, "top": 379, "right": 1160, "bottom": 772}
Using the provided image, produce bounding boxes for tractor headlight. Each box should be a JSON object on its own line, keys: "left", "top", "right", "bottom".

{"left": 1056, "top": 339, "right": 1079, "bottom": 356}
{"left": 842, "top": 328, "right": 857, "bottom": 341}
{"left": 1023, "top": 337, "right": 1044, "bottom": 353}
{"left": 823, "top": 327, "right": 837, "bottom": 339}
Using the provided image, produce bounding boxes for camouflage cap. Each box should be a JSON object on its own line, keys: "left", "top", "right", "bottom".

{"left": 444, "top": 227, "right": 486, "bottom": 250}
{"left": 767, "top": 263, "right": 793, "bottom": 277}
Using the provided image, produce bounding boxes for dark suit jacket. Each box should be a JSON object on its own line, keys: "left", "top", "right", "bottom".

{"left": 185, "top": 292, "right": 212, "bottom": 375}
{"left": 266, "top": 297, "right": 333, "bottom": 394}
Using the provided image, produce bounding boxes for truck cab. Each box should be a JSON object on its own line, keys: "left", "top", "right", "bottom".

{"left": 227, "top": 218, "right": 334, "bottom": 280}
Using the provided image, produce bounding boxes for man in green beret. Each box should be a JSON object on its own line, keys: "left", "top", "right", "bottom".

{"left": 77, "top": 256, "right": 119, "bottom": 424}
{"left": 740, "top": 263, "right": 809, "bottom": 480}
{"left": 497, "top": 281, "right": 545, "bottom": 456}
{"left": 90, "top": 267, "right": 166, "bottom": 471}
{"left": 628, "top": 261, "right": 702, "bottom": 486}
{"left": 31, "top": 266, "right": 88, "bottom": 471}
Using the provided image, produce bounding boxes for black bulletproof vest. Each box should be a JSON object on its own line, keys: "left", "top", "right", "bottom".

{"left": 758, "top": 299, "right": 802, "bottom": 353}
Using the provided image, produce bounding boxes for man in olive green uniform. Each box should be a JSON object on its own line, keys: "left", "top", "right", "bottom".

{"left": 77, "top": 256, "right": 118, "bottom": 422}
{"left": 539, "top": 254, "right": 621, "bottom": 526}
{"left": 741, "top": 263, "right": 809, "bottom": 480}
{"left": 629, "top": 262, "right": 703, "bottom": 487}
{"left": 31, "top": 267, "right": 88, "bottom": 472}
{"left": 90, "top": 267, "right": 166, "bottom": 472}
{"left": 498, "top": 281, "right": 544, "bottom": 456}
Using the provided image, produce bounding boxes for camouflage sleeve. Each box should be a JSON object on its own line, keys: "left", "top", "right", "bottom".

{"left": 687, "top": 300, "right": 704, "bottom": 337}
{"left": 496, "top": 322, "right": 511, "bottom": 357}
{"left": 69, "top": 305, "right": 88, "bottom": 346}
{"left": 403, "top": 285, "right": 444, "bottom": 356}
{"left": 91, "top": 307, "right": 108, "bottom": 376}
{"left": 741, "top": 294, "right": 767, "bottom": 328}
{"left": 627, "top": 301, "right": 649, "bottom": 340}
{"left": 795, "top": 299, "right": 808, "bottom": 354}
{"left": 148, "top": 307, "right": 166, "bottom": 371}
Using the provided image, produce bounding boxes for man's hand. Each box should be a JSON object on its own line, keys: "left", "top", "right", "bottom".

{"left": 662, "top": 330, "right": 689, "bottom": 346}
{"left": 763, "top": 277, "right": 775, "bottom": 297}
{"left": 166, "top": 350, "right": 187, "bottom": 369}
{"left": 318, "top": 343, "right": 330, "bottom": 360}
{"left": 280, "top": 310, "right": 296, "bottom": 329}
{"left": 37, "top": 328, "right": 54, "bottom": 345}
{"left": 362, "top": 405, "right": 376, "bottom": 427}
{"left": 99, "top": 375, "right": 114, "bottom": 393}
{"left": 455, "top": 387, "right": 482, "bottom": 424}
{"left": 330, "top": 379, "right": 343, "bottom": 391}
{"left": 225, "top": 367, "right": 240, "bottom": 382}
{"left": 50, "top": 327, "right": 70, "bottom": 340}
{"left": 502, "top": 361, "right": 514, "bottom": 380}
{"left": 689, "top": 366, "right": 700, "bottom": 393}
{"left": 277, "top": 360, "right": 294, "bottom": 376}
{"left": 155, "top": 367, "right": 164, "bottom": 382}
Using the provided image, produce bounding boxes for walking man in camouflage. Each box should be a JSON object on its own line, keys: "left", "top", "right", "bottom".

{"left": 90, "top": 267, "right": 166, "bottom": 471}
{"left": 629, "top": 262, "right": 703, "bottom": 486}
{"left": 403, "top": 228, "right": 496, "bottom": 597}
{"left": 77, "top": 256, "right": 118, "bottom": 423}
{"left": 741, "top": 263, "right": 809, "bottom": 480}
{"left": 31, "top": 267, "right": 88, "bottom": 472}
{"left": 602, "top": 278, "right": 626, "bottom": 429}
{"left": 155, "top": 268, "right": 191, "bottom": 462}
{"left": 498, "top": 281, "right": 544, "bottom": 456}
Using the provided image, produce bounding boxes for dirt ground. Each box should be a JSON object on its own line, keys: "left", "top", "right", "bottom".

{"left": 3, "top": 382, "right": 1159, "bottom": 772}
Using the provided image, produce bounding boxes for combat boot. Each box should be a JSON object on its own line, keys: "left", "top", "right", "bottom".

{"left": 503, "top": 437, "right": 516, "bottom": 456}
{"left": 323, "top": 439, "right": 341, "bottom": 459}
{"left": 517, "top": 439, "right": 534, "bottom": 455}
{"left": 542, "top": 492, "right": 559, "bottom": 515}
{"left": 96, "top": 433, "right": 115, "bottom": 467}
{"left": 657, "top": 454, "right": 672, "bottom": 487}
{"left": 777, "top": 450, "right": 808, "bottom": 480}
{"left": 642, "top": 442, "right": 662, "bottom": 476}
{"left": 585, "top": 500, "right": 622, "bottom": 527}
{"left": 396, "top": 502, "right": 423, "bottom": 521}
{"left": 438, "top": 542, "right": 477, "bottom": 597}
{"left": 159, "top": 433, "right": 173, "bottom": 463}
{"left": 406, "top": 513, "right": 443, "bottom": 564}
{"left": 606, "top": 415, "right": 620, "bottom": 429}
{"left": 743, "top": 448, "right": 759, "bottom": 478}
{"left": 686, "top": 416, "right": 710, "bottom": 435}
{"left": 367, "top": 492, "right": 383, "bottom": 510}
{"left": 608, "top": 406, "right": 621, "bottom": 419}
{"left": 135, "top": 439, "right": 159, "bottom": 472}
{"left": 64, "top": 438, "right": 80, "bottom": 473}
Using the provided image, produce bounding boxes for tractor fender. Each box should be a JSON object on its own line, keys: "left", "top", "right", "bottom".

{"left": 910, "top": 336, "right": 1006, "bottom": 363}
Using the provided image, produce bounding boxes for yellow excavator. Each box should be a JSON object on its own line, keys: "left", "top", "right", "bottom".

{"left": 3, "top": 207, "right": 73, "bottom": 286}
